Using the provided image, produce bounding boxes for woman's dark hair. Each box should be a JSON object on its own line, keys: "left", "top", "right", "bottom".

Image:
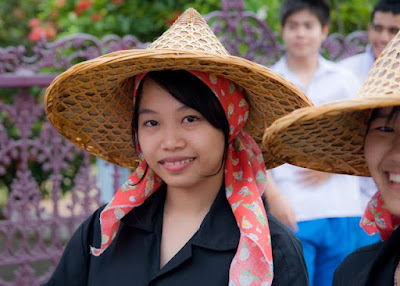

{"left": 280, "top": 0, "right": 330, "bottom": 27}
{"left": 367, "top": 105, "right": 400, "bottom": 128}
{"left": 131, "top": 70, "right": 230, "bottom": 178}
{"left": 364, "top": 106, "right": 400, "bottom": 146}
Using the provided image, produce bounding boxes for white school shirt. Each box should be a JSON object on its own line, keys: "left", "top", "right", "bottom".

{"left": 270, "top": 55, "right": 364, "bottom": 222}
{"left": 338, "top": 45, "right": 379, "bottom": 212}
{"left": 338, "top": 45, "right": 375, "bottom": 84}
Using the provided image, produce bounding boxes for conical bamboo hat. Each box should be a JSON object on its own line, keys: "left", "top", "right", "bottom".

{"left": 45, "top": 8, "right": 311, "bottom": 169}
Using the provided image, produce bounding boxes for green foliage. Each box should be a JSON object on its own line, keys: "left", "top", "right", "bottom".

{"left": 0, "top": 0, "right": 379, "bottom": 49}
{"left": 0, "top": 0, "right": 220, "bottom": 48}
{"left": 0, "top": 0, "right": 43, "bottom": 47}
{"left": 329, "top": 0, "right": 377, "bottom": 34}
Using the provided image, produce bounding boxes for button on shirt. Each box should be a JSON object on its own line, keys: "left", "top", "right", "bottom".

{"left": 43, "top": 184, "right": 309, "bottom": 286}
{"left": 270, "top": 56, "right": 363, "bottom": 222}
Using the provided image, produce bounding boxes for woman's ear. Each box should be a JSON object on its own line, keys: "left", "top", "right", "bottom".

{"left": 321, "top": 25, "right": 329, "bottom": 41}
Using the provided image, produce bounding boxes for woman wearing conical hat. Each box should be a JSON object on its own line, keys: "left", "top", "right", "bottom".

{"left": 263, "top": 30, "right": 400, "bottom": 286}
{"left": 42, "top": 8, "right": 310, "bottom": 286}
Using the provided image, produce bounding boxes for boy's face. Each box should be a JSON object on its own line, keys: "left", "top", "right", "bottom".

{"left": 365, "top": 107, "right": 400, "bottom": 216}
{"left": 281, "top": 9, "right": 328, "bottom": 59}
{"left": 368, "top": 11, "right": 400, "bottom": 59}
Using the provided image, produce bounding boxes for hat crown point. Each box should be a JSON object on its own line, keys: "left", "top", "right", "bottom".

{"left": 146, "top": 8, "right": 229, "bottom": 55}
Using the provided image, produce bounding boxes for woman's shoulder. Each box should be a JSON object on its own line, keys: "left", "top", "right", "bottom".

{"left": 74, "top": 204, "right": 107, "bottom": 248}
{"left": 333, "top": 241, "right": 384, "bottom": 286}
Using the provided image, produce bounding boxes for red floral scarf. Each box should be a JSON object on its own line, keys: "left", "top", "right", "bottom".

{"left": 361, "top": 190, "right": 400, "bottom": 241}
{"left": 90, "top": 71, "right": 274, "bottom": 285}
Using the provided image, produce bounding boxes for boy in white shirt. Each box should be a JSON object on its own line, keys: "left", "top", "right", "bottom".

{"left": 267, "top": 1, "right": 364, "bottom": 285}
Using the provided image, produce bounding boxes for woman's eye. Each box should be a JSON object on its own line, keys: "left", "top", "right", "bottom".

{"left": 377, "top": 126, "right": 394, "bottom": 132}
{"left": 182, "top": 116, "right": 198, "bottom": 123}
{"left": 144, "top": 120, "right": 158, "bottom": 127}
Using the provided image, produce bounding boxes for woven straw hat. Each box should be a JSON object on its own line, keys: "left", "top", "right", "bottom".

{"left": 45, "top": 8, "right": 311, "bottom": 169}
{"left": 262, "top": 31, "right": 400, "bottom": 177}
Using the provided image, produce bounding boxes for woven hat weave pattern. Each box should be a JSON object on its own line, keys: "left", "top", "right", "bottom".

{"left": 45, "top": 8, "right": 312, "bottom": 169}
{"left": 262, "top": 31, "right": 400, "bottom": 176}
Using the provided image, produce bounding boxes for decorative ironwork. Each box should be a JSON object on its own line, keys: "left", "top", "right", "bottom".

{"left": 322, "top": 31, "right": 369, "bottom": 62}
{"left": 205, "top": 0, "right": 284, "bottom": 66}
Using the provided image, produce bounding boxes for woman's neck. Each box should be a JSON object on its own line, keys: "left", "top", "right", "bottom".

{"left": 164, "top": 175, "right": 223, "bottom": 216}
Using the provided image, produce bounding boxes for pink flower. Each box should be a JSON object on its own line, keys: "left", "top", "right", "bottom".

{"left": 77, "top": 0, "right": 91, "bottom": 11}
{"left": 29, "top": 18, "right": 40, "bottom": 28}
{"left": 75, "top": 0, "right": 91, "bottom": 16}
{"left": 29, "top": 26, "right": 45, "bottom": 42}
{"left": 56, "top": 0, "right": 65, "bottom": 8}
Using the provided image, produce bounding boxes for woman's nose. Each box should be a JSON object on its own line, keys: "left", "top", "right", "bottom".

{"left": 160, "top": 125, "right": 185, "bottom": 150}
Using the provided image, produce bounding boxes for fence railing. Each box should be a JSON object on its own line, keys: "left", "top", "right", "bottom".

{"left": 0, "top": 0, "right": 368, "bottom": 285}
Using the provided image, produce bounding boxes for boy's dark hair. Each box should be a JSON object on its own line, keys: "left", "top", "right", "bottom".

{"left": 371, "top": 0, "right": 400, "bottom": 22}
{"left": 280, "top": 0, "right": 330, "bottom": 27}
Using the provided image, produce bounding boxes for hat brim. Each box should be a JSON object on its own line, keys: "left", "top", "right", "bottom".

{"left": 262, "top": 97, "right": 400, "bottom": 176}
{"left": 46, "top": 49, "right": 312, "bottom": 169}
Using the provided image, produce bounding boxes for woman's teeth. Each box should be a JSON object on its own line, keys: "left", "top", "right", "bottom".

{"left": 164, "top": 158, "right": 193, "bottom": 166}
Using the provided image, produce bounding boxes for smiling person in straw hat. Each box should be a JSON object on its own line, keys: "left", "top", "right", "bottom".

{"left": 263, "top": 30, "right": 400, "bottom": 285}
{"left": 42, "top": 8, "right": 311, "bottom": 286}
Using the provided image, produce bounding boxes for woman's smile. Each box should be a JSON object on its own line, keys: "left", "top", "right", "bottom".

{"left": 159, "top": 157, "right": 196, "bottom": 172}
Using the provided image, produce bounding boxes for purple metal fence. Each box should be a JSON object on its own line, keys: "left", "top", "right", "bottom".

{"left": 0, "top": 0, "right": 368, "bottom": 285}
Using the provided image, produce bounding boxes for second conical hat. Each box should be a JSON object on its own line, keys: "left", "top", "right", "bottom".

{"left": 263, "top": 30, "right": 400, "bottom": 176}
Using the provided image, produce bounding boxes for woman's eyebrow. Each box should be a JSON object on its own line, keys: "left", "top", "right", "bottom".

{"left": 138, "top": 105, "right": 190, "bottom": 115}
{"left": 177, "top": 105, "right": 191, "bottom": 112}
{"left": 138, "top": 109, "right": 157, "bottom": 116}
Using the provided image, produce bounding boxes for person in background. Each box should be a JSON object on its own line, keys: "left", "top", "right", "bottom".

{"left": 339, "top": 0, "right": 400, "bottom": 82}
{"left": 42, "top": 8, "right": 311, "bottom": 286}
{"left": 338, "top": 0, "right": 400, "bottom": 247}
{"left": 266, "top": 0, "right": 363, "bottom": 285}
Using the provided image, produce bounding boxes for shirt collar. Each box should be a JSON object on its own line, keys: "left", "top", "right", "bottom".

{"left": 121, "top": 184, "right": 239, "bottom": 251}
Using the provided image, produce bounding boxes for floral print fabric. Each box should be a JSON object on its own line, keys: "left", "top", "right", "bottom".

{"left": 90, "top": 71, "right": 273, "bottom": 286}
{"left": 361, "top": 190, "right": 400, "bottom": 241}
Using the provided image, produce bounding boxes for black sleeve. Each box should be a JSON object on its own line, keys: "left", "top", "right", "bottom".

{"left": 41, "top": 206, "right": 105, "bottom": 286}
{"left": 267, "top": 212, "right": 309, "bottom": 286}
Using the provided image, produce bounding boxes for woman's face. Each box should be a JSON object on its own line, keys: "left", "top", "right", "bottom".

{"left": 365, "top": 107, "right": 400, "bottom": 216}
{"left": 137, "top": 78, "right": 225, "bottom": 191}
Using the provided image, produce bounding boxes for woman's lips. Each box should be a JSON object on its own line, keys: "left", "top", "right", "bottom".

{"left": 159, "top": 157, "right": 195, "bottom": 172}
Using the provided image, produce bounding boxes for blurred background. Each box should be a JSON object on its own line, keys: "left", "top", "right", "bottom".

{"left": 0, "top": 0, "right": 376, "bottom": 48}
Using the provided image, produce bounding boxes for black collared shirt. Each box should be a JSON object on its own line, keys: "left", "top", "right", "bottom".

{"left": 43, "top": 185, "right": 309, "bottom": 286}
{"left": 333, "top": 227, "right": 400, "bottom": 286}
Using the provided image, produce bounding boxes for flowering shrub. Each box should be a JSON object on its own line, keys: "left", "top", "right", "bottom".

{"left": 0, "top": 0, "right": 377, "bottom": 48}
